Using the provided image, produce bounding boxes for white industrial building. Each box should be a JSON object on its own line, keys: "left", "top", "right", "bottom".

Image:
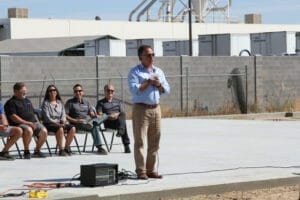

{"left": 0, "top": 1, "right": 300, "bottom": 56}
{"left": 1, "top": 18, "right": 300, "bottom": 41}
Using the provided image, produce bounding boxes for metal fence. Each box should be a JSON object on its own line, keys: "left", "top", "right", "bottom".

{"left": 0, "top": 67, "right": 247, "bottom": 116}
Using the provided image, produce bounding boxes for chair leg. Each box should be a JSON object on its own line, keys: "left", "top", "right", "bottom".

{"left": 83, "top": 131, "right": 97, "bottom": 152}
{"left": 55, "top": 145, "right": 58, "bottom": 154}
{"left": 15, "top": 142, "right": 22, "bottom": 159}
{"left": 109, "top": 132, "right": 115, "bottom": 151}
{"left": 2, "top": 136, "right": 22, "bottom": 159}
{"left": 99, "top": 129, "right": 110, "bottom": 152}
{"left": 45, "top": 139, "right": 52, "bottom": 156}
{"left": 92, "top": 142, "right": 95, "bottom": 152}
{"left": 83, "top": 132, "right": 89, "bottom": 152}
{"left": 74, "top": 136, "right": 81, "bottom": 155}
{"left": 34, "top": 136, "right": 52, "bottom": 156}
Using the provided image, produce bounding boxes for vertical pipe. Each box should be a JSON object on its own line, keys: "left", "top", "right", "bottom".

{"left": 254, "top": 55, "right": 257, "bottom": 105}
{"left": 185, "top": 67, "right": 189, "bottom": 116}
{"left": 0, "top": 56, "right": 1, "bottom": 101}
{"left": 245, "top": 65, "right": 248, "bottom": 114}
{"left": 188, "top": 0, "right": 193, "bottom": 56}
{"left": 227, "top": 0, "right": 230, "bottom": 23}
{"left": 120, "top": 73, "right": 124, "bottom": 103}
{"left": 96, "top": 56, "right": 99, "bottom": 101}
{"left": 199, "top": 0, "right": 202, "bottom": 22}
{"left": 180, "top": 56, "right": 183, "bottom": 111}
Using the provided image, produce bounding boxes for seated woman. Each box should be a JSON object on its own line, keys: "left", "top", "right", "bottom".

{"left": 41, "top": 85, "right": 76, "bottom": 156}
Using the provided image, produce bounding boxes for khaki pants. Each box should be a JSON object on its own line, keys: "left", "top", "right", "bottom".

{"left": 132, "top": 104, "right": 161, "bottom": 174}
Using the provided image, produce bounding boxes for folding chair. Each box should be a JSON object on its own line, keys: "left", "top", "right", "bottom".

{"left": 82, "top": 124, "right": 110, "bottom": 153}
{"left": 101, "top": 128, "right": 119, "bottom": 152}
{"left": 1, "top": 135, "right": 22, "bottom": 159}
{"left": 34, "top": 108, "right": 81, "bottom": 156}
{"left": 83, "top": 124, "right": 120, "bottom": 153}
{"left": 53, "top": 133, "right": 81, "bottom": 155}
{"left": 81, "top": 111, "right": 111, "bottom": 153}
{"left": 33, "top": 108, "right": 52, "bottom": 156}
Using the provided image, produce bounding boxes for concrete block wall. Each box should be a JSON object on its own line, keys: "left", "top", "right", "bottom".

{"left": 0, "top": 55, "right": 299, "bottom": 114}
{"left": 97, "top": 56, "right": 139, "bottom": 111}
{"left": 0, "top": 56, "right": 97, "bottom": 106}
{"left": 255, "top": 56, "right": 300, "bottom": 112}
{"left": 181, "top": 56, "right": 254, "bottom": 113}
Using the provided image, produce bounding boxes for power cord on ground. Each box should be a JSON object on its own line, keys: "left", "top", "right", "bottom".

{"left": 0, "top": 191, "right": 27, "bottom": 198}
{"left": 118, "top": 169, "right": 137, "bottom": 180}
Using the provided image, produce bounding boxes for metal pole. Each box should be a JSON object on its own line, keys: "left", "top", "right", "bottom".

{"left": 245, "top": 65, "right": 248, "bottom": 114}
{"left": 180, "top": 56, "right": 183, "bottom": 111}
{"left": 96, "top": 56, "right": 99, "bottom": 101}
{"left": 185, "top": 67, "right": 189, "bottom": 116}
{"left": 0, "top": 56, "right": 1, "bottom": 101}
{"left": 120, "top": 73, "right": 124, "bottom": 103}
{"left": 188, "top": 0, "right": 193, "bottom": 56}
{"left": 254, "top": 56, "right": 257, "bottom": 106}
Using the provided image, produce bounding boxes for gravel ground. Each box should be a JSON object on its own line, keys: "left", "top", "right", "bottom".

{"left": 167, "top": 185, "right": 300, "bottom": 200}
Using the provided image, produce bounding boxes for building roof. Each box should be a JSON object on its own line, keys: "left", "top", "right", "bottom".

{"left": 2, "top": 18, "right": 300, "bottom": 41}
{"left": 0, "top": 35, "right": 119, "bottom": 55}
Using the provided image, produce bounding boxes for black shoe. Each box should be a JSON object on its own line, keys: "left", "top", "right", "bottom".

{"left": 64, "top": 148, "right": 72, "bottom": 156}
{"left": 124, "top": 145, "right": 131, "bottom": 153}
{"left": 23, "top": 150, "right": 31, "bottom": 159}
{"left": 0, "top": 151, "right": 15, "bottom": 160}
{"left": 116, "top": 129, "right": 125, "bottom": 137}
{"left": 33, "top": 150, "right": 46, "bottom": 158}
{"left": 97, "top": 147, "right": 108, "bottom": 155}
{"left": 59, "top": 150, "right": 68, "bottom": 156}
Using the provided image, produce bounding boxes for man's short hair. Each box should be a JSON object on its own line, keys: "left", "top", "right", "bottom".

{"left": 138, "top": 44, "right": 152, "bottom": 57}
{"left": 13, "top": 82, "right": 25, "bottom": 91}
{"left": 104, "top": 84, "right": 114, "bottom": 91}
{"left": 73, "top": 83, "right": 83, "bottom": 90}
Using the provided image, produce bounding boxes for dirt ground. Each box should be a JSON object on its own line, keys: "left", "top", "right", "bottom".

{"left": 168, "top": 185, "right": 300, "bottom": 200}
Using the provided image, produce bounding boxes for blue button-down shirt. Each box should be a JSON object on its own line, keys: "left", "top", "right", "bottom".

{"left": 128, "top": 64, "right": 170, "bottom": 105}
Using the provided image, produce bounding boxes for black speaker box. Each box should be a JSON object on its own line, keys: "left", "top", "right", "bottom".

{"left": 80, "top": 163, "right": 118, "bottom": 187}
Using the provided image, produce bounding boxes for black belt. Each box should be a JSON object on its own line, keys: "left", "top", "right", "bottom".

{"left": 136, "top": 103, "right": 158, "bottom": 109}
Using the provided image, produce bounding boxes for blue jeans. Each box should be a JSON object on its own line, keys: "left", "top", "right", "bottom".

{"left": 73, "top": 114, "right": 108, "bottom": 146}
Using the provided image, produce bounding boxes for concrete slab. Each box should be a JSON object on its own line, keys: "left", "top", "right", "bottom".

{"left": 1, "top": 118, "right": 300, "bottom": 199}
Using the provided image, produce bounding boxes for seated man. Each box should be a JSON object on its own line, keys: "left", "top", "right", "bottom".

{"left": 4, "top": 82, "right": 48, "bottom": 159}
{"left": 96, "top": 84, "right": 131, "bottom": 153}
{"left": 0, "top": 102, "right": 23, "bottom": 160}
{"left": 65, "top": 84, "right": 108, "bottom": 155}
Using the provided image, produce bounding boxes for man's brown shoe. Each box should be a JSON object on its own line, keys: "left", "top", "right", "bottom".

{"left": 147, "top": 172, "right": 162, "bottom": 179}
{"left": 137, "top": 173, "right": 148, "bottom": 180}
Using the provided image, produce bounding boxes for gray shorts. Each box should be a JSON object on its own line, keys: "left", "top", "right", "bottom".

{"left": 19, "top": 122, "right": 45, "bottom": 136}
{"left": 0, "top": 126, "right": 13, "bottom": 137}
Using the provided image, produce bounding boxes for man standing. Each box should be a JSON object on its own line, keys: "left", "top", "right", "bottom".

{"left": 128, "top": 45, "right": 170, "bottom": 179}
{"left": 96, "top": 83, "right": 131, "bottom": 153}
{"left": 4, "top": 82, "right": 48, "bottom": 159}
{"left": 65, "top": 84, "right": 107, "bottom": 155}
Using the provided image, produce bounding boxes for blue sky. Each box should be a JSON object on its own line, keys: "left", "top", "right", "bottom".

{"left": 0, "top": 0, "right": 299, "bottom": 24}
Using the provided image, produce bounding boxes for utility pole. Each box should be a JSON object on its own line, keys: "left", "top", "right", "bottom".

{"left": 188, "top": 0, "right": 193, "bottom": 56}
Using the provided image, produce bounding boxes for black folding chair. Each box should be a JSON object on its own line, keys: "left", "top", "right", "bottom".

{"left": 1, "top": 135, "right": 22, "bottom": 159}
{"left": 34, "top": 108, "right": 81, "bottom": 156}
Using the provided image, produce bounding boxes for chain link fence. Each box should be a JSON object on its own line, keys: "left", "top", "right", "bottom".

{"left": 0, "top": 66, "right": 247, "bottom": 117}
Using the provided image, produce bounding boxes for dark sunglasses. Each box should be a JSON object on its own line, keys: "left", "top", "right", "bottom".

{"left": 74, "top": 90, "right": 82, "bottom": 93}
{"left": 106, "top": 89, "right": 114, "bottom": 93}
{"left": 48, "top": 89, "right": 56, "bottom": 92}
{"left": 142, "top": 53, "right": 155, "bottom": 58}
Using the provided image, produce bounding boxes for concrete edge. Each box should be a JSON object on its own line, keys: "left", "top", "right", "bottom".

{"left": 187, "top": 111, "right": 300, "bottom": 120}
{"left": 61, "top": 176, "right": 300, "bottom": 200}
